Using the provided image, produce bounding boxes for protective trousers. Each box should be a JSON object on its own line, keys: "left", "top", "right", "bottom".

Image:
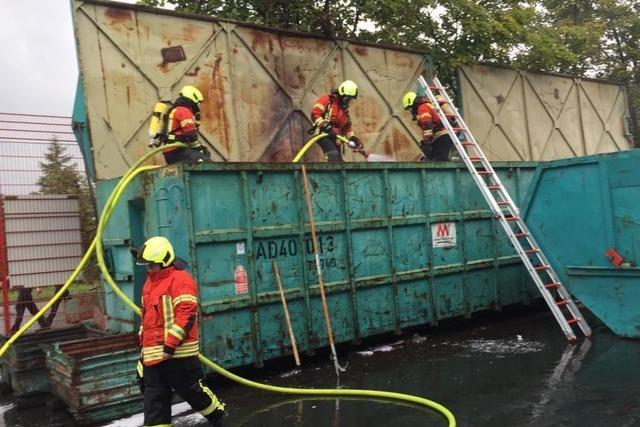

{"left": 420, "top": 134, "right": 454, "bottom": 162}
{"left": 143, "top": 357, "right": 224, "bottom": 427}
{"left": 317, "top": 136, "right": 342, "bottom": 162}
{"left": 163, "top": 146, "right": 211, "bottom": 164}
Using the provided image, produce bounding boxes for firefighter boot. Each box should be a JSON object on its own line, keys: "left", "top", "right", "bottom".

{"left": 205, "top": 408, "right": 226, "bottom": 426}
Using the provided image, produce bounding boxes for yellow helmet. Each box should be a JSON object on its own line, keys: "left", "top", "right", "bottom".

{"left": 179, "top": 85, "right": 204, "bottom": 104}
{"left": 136, "top": 236, "right": 175, "bottom": 267}
{"left": 402, "top": 92, "right": 418, "bottom": 110}
{"left": 338, "top": 80, "right": 358, "bottom": 98}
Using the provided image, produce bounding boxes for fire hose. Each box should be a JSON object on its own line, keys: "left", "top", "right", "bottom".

{"left": 0, "top": 142, "right": 455, "bottom": 427}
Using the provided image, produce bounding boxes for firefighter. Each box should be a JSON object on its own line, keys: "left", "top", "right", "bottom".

{"left": 310, "top": 80, "right": 364, "bottom": 162}
{"left": 402, "top": 91, "right": 456, "bottom": 161}
{"left": 163, "top": 85, "right": 211, "bottom": 164}
{"left": 134, "top": 236, "right": 225, "bottom": 426}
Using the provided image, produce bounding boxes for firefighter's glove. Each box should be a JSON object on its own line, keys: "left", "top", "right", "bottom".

{"left": 347, "top": 136, "right": 363, "bottom": 152}
{"left": 319, "top": 121, "right": 334, "bottom": 137}
{"left": 149, "top": 138, "right": 163, "bottom": 148}
{"left": 136, "top": 360, "right": 145, "bottom": 394}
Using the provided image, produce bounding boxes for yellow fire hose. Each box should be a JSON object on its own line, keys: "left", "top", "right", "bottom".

{"left": 0, "top": 142, "right": 456, "bottom": 426}
{"left": 292, "top": 133, "right": 369, "bottom": 162}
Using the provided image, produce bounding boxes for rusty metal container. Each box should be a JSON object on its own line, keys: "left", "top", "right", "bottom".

{"left": 45, "top": 333, "right": 141, "bottom": 424}
{"left": 0, "top": 325, "right": 96, "bottom": 400}
{"left": 98, "top": 161, "right": 540, "bottom": 369}
{"left": 71, "top": 0, "right": 431, "bottom": 181}
{"left": 457, "top": 63, "right": 634, "bottom": 161}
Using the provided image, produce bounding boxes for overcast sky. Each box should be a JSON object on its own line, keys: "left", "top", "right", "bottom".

{"left": 0, "top": 0, "right": 139, "bottom": 117}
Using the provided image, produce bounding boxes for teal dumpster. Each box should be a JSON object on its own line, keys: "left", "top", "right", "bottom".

{"left": 98, "top": 162, "right": 540, "bottom": 367}
{"left": 522, "top": 149, "right": 640, "bottom": 338}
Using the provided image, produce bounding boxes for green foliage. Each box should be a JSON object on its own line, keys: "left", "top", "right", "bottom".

{"left": 136, "top": 0, "right": 639, "bottom": 144}
{"left": 37, "top": 138, "right": 98, "bottom": 280}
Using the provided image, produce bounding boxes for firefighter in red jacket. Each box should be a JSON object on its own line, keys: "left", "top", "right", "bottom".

{"left": 310, "top": 80, "right": 364, "bottom": 162}
{"left": 402, "top": 91, "right": 455, "bottom": 161}
{"left": 163, "top": 85, "right": 211, "bottom": 164}
{"left": 134, "top": 236, "right": 225, "bottom": 426}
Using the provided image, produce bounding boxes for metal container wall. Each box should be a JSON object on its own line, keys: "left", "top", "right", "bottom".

{"left": 0, "top": 195, "right": 83, "bottom": 289}
{"left": 45, "top": 333, "right": 141, "bottom": 423}
{"left": 457, "top": 63, "right": 633, "bottom": 161}
{"left": 99, "top": 162, "right": 539, "bottom": 368}
{"left": 522, "top": 149, "right": 640, "bottom": 338}
{"left": 72, "top": 0, "right": 430, "bottom": 180}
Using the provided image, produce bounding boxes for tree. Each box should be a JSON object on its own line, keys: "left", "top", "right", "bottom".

{"left": 37, "top": 138, "right": 97, "bottom": 279}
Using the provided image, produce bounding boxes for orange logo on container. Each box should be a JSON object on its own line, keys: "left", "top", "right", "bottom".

{"left": 436, "top": 223, "right": 450, "bottom": 237}
{"left": 234, "top": 265, "right": 248, "bottom": 294}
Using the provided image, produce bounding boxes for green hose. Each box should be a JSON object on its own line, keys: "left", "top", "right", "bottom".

{"left": 1, "top": 142, "right": 456, "bottom": 426}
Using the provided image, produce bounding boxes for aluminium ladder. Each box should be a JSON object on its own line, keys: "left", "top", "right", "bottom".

{"left": 417, "top": 76, "right": 591, "bottom": 342}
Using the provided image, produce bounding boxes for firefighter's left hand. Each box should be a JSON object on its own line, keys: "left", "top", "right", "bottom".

{"left": 347, "top": 136, "right": 363, "bottom": 152}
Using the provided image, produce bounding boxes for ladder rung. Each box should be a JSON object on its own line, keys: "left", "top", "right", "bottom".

{"left": 478, "top": 171, "right": 493, "bottom": 175}
{"left": 525, "top": 248, "right": 539, "bottom": 254}
{"left": 504, "top": 215, "right": 519, "bottom": 222}
{"left": 545, "top": 282, "right": 560, "bottom": 289}
{"left": 556, "top": 299, "right": 569, "bottom": 307}
{"left": 488, "top": 185, "right": 501, "bottom": 190}
{"left": 469, "top": 157, "right": 483, "bottom": 161}
{"left": 451, "top": 127, "right": 464, "bottom": 132}
{"left": 567, "top": 318, "right": 579, "bottom": 325}
{"left": 514, "top": 232, "right": 529, "bottom": 238}
{"left": 534, "top": 265, "right": 549, "bottom": 271}
{"left": 429, "top": 85, "right": 444, "bottom": 90}
{"left": 461, "top": 141, "right": 475, "bottom": 146}
{"left": 497, "top": 200, "right": 510, "bottom": 205}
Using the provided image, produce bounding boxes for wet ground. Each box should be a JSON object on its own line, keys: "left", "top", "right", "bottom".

{"left": 2, "top": 305, "right": 640, "bottom": 426}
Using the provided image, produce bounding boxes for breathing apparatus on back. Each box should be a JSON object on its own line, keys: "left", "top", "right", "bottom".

{"left": 147, "top": 85, "right": 204, "bottom": 147}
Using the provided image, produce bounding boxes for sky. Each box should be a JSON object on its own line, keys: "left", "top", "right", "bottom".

{"left": 0, "top": 0, "right": 140, "bottom": 117}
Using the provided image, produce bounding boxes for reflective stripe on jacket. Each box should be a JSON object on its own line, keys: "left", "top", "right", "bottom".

{"left": 139, "top": 266, "right": 200, "bottom": 366}
{"left": 310, "top": 93, "right": 355, "bottom": 138}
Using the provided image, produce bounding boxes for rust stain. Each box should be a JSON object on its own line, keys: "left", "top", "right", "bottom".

{"left": 105, "top": 8, "right": 132, "bottom": 23}
{"left": 354, "top": 45, "right": 368, "bottom": 56}
{"left": 250, "top": 29, "right": 269, "bottom": 51}
{"left": 181, "top": 24, "right": 199, "bottom": 43}
{"left": 185, "top": 66, "right": 201, "bottom": 77}
{"left": 199, "top": 55, "right": 230, "bottom": 158}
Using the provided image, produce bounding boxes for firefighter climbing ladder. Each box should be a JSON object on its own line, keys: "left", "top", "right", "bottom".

{"left": 418, "top": 76, "right": 591, "bottom": 342}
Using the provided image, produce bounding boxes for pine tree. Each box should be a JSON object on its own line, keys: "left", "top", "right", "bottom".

{"left": 37, "top": 138, "right": 97, "bottom": 280}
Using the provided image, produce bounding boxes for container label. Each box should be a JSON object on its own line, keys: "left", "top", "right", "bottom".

{"left": 255, "top": 235, "right": 335, "bottom": 260}
{"left": 236, "top": 242, "right": 245, "bottom": 255}
{"left": 432, "top": 222, "right": 457, "bottom": 248}
{"left": 234, "top": 265, "right": 249, "bottom": 294}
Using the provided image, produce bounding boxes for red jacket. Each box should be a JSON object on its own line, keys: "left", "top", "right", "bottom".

{"left": 310, "top": 93, "right": 355, "bottom": 139}
{"left": 414, "top": 97, "right": 454, "bottom": 142}
{"left": 139, "top": 266, "right": 200, "bottom": 366}
{"left": 164, "top": 105, "right": 198, "bottom": 152}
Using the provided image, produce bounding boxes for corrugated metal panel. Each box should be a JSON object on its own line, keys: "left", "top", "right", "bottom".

{"left": 4, "top": 216, "right": 81, "bottom": 233}
{"left": 45, "top": 333, "right": 141, "bottom": 424}
{"left": 72, "top": 0, "right": 429, "bottom": 180}
{"left": 458, "top": 63, "right": 633, "bottom": 161}
{"left": 99, "top": 162, "right": 539, "bottom": 367}
{"left": 0, "top": 326, "right": 97, "bottom": 397}
{"left": 1, "top": 196, "right": 83, "bottom": 289}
